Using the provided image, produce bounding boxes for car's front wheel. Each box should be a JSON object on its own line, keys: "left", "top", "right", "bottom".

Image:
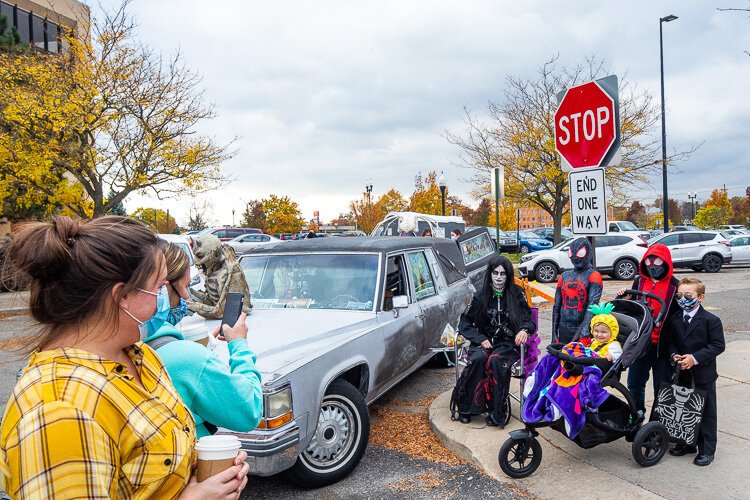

{"left": 534, "top": 262, "right": 559, "bottom": 283}
{"left": 612, "top": 258, "right": 638, "bottom": 281}
{"left": 286, "top": 379, "right": 369, "bottom": 488}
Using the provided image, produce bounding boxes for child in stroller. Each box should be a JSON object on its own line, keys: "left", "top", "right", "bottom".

{"left": 498, "top": 290, "right": 673, "bottom": 478}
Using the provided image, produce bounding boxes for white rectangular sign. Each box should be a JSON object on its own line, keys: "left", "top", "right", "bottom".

{"left": 569, "top": 168, "right": 607, "bottom": 235}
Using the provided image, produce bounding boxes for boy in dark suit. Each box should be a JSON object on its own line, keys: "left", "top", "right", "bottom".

{"left": 667, "top": 277, "right": 725, "bottom": 466}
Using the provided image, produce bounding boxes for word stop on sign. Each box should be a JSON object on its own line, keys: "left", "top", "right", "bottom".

{"left": 557, "top": 107, "right": 611, "bottom": 145}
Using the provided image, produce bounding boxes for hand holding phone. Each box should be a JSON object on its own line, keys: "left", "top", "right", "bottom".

{"left": 222, "top": 292, "right": 244, "bottom": 327}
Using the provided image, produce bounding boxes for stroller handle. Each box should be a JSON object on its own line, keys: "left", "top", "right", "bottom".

{"left": 616, "top": 289, "right": 667, "bottom": 326}
{"left": 545, "top": 342, "right": 612, "bottom": 369}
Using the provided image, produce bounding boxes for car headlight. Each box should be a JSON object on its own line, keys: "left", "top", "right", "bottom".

{"left": 520, "top": 255, "right": 533, "bottom": 263}
{"left": 258, "top": 384, "right": 293, "bottom": 429}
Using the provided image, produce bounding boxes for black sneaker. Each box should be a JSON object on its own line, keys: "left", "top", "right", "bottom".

{"left": 486, "top": 414, "right": 505, "bottom": 428}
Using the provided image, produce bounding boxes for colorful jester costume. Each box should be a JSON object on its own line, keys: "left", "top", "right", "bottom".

{"left": 552, "top": 238, "right": 603, "bottom": 344}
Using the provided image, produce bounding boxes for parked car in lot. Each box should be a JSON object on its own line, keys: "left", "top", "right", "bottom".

{"left": 517, "top": 230, "right": 553, "bottom": 253}
{"left": 226, "top": 233, "right": 281, "bottom": 253}
{"left": 606, "top": 220, "right": 652, "bottom": 241}
{"left": 156, "top": 233, "right": 203, "bottom": 288}
{"left": 531, "top": 227, "right": 575, "bottom": 242}
{"left": 466, "top": 226, "right": 518, "bottom": 252}
{"left": 722, "top": 228, "right": 750, "bottom": 237}
{"left": 719, "top": 224, "right": 748, "bottom": 231}
{"left": 728, "top": 235, "right": 750, "bottom": 264}
{"left": 668, "top": 225, "right": 700, "bottom": 232}
{"left": 648, "top": 231, "right": 732, "bottom": 272}
{"left": 197, "top": 226, "right": 263, "bottom": 241}
{"left": 517, "top": 235, "right": 648, "bottom": 283}
{"left": 195, "top": 237, "right": 477, "bottom": 487}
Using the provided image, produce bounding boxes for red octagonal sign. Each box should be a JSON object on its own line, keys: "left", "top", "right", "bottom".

{"left": 555, "top": 80, "right": 616, "bottom": 170}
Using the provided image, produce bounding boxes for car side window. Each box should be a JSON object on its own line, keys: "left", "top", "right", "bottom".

{"left": 731, "top": 237, "right": 748, "bottom": 246}
{"left": 701, "top": 233, "right": 718, "bottom": 242}
{"left": 681, "top": 233, "right": 703, "bottom": 244}
{"left": 261, "top": 235, "right": 270, "bottom": 242}
{"left": 658, "top": 234, "right": 679, "bottom": 246}
{"left": 594, "top": 236, "right": 610, "bottom": 247}
{"left": 383, "top": 254, "right": 409, "bottom": 311}
{"left": 406, "top": 251, "right": 436, "bottom": 301}
{"left": 609, "top": 223, "right": 619, "bottom": 232}
{"left": 214, "top": 230, "right": 227, "bottom": 239}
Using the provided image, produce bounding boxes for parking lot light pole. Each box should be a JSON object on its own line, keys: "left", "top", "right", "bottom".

{"left": 232, "top": 209, "right": 235, "bottom": 226}
{"left": 438, "top": 172, "right": 447, "bottom": 216}
{"left": 660, "top": 14, "right": 678, "bottom": 233}
{"left": 688, "top": 191, "right": 697, "bottom": 221}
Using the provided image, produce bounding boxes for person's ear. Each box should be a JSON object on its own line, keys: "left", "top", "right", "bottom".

{"left": 698, "top": 293, "right": 705, "bottom": 302}
{"left": 113, "top": 282, "right": 127, "bottom": 310}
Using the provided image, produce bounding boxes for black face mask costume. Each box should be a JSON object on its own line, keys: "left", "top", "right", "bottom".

{"left": 569, "top": 238, "right": 594, "bottom": 270}
{"left": 644, "top": 256, "right": 669, "bottom": 280}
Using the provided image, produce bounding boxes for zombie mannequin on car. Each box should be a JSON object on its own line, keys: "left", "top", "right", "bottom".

{"left": 189, "top": 234, "right": 252, "bottom": 319}
{"left": 552, "top": 237, "right": 603, "bottom": 344}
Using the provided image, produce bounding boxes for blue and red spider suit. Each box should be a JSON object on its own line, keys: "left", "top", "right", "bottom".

{"left": 552, "top": 238, "right": 603, "bottom": 344}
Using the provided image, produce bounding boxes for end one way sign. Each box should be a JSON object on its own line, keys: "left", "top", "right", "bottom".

{"left": 569, "top": 168, "right": 607, "bottom": 235}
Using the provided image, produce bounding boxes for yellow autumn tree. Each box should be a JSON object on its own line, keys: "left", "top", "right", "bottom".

{"left": 487, "top": 201, "right": 520, "bottom": 231}
{"left": 447, "top": 57, "right": 695, "bottom": 244}
{"left": 131, "top": 207, "right": 178, "bottom": 233}
{"left": 409, "top": 171, "right": 444, "bottom": 215}
{"left": 262, "top": 195, "right": 304, "bottom": 234}
{"left": 694, "top": 189, "right": 733, "bottom": 229}
{"left": 0, "top": 3, "right": 231, "bottom": 219}
{"left": 374, "top": 188, "right": 408, "bottom": 215}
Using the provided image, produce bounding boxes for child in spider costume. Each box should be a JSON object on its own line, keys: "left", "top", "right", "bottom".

{"left": 618, "top": 243, "right": 680, "bottom": 412}
{"left": 552, "top": 238, "right": 603, "bottom": 345}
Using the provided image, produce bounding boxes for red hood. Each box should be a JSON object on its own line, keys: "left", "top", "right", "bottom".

{"left": 639, "top": 243, "right": 674, "bottom": 280}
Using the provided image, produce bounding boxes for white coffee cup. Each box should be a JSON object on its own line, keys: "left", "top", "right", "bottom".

{"left": 178, "top": 322, "right": 209, "bottom": 346}
{"left": 195, "top": 434, "right": 241, "bottom": 482}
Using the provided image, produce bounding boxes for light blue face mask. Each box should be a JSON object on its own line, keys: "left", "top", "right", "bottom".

{"left": 167, "top": 298, "right": 189, "bottom": 326}
{"left": 124, "top": 285, "right": 170, "bottom": 341}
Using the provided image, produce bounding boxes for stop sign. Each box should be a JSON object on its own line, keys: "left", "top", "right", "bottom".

{"left": 555, "top": 80, "right": 617, "bottom": 169}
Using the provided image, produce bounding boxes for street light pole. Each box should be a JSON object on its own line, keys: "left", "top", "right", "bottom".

{"left": 688, "top": 191, "right": 697, "bottom": 221}
{"left": 438, "top": 172, "right": 447, "bottom": 216}
{"left": 232, "top": 209, "right": 235, "bottom": 226}
{"left": 659, "top": 14, "right": 678, "bottom": 233}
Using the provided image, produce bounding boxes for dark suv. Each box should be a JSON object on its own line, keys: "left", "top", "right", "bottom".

{"left": 198, "top": 227, "right": 263, "bottom": 241}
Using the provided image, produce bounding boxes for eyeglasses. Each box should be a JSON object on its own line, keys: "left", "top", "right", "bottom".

{"left": 674, "top": 293, "right": 695, "bottom": 300}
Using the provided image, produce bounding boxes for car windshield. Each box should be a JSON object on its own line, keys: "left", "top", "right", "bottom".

{"left": 240, "top": 254, "right": 379, "bottom": 311}
{"left": 519, "top": 231, "right": 539, "bottom": 239}
{"left": 617, "top": 221, "right": 639, "bottom": 231}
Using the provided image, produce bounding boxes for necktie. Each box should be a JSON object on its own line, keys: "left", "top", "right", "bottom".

{"left": 684, "top": 315, "right": 691, "bottom": 329}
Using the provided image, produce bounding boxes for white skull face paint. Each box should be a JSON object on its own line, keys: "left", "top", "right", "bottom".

{"left": 491, "top": 265, "right": 507, "bottom": 291}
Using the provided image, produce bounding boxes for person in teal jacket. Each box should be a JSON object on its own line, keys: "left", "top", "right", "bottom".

{"left": 144, "top": 242, "right": 263, "bottom": 438}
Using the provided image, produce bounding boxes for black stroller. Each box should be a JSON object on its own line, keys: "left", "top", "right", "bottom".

{"left": 498, "top": 290, "right": 671, "bottom": 478}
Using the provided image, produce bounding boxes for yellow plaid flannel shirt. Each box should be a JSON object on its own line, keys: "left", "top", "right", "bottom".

{"left": 1, "top": 344, "right": 196, "bottom": 499}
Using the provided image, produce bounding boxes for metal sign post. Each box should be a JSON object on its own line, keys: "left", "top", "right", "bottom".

{"left": 491, "top": 167, "right": 504, "bottom": 253}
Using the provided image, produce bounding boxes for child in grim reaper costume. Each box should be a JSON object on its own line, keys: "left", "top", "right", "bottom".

{"left": 552, "top": 238, "right": 603, "bottom": 345}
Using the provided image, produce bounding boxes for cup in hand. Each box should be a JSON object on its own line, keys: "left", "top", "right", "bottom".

{"left": 195, "top": 434, "right": 242, "bottom": 482}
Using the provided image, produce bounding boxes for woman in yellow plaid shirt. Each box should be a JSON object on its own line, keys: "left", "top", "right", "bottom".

{"left": 0, "top": 216, "right": 249, "bottom": 499}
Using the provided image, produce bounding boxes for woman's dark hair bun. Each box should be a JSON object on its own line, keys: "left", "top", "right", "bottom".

{"left": 8, "top": 216, "right": 82, "bottom": 281}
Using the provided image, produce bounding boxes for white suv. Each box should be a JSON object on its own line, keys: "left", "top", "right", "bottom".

{"left": 647, "top": 231, "right": 732, "bottom": 273}
{"left": 517, "top": 235, "right": 648, "bottom": 283}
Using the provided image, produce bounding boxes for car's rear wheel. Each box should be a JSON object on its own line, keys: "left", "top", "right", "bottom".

{"left": 613, "top": 258, "right": 638, "bottom": 281}
{"left": 534, "top": 262, "right": 559, "bottom": 283}
{"left": 286, "top": 379, "right": 369, "bottom": 488}
{"left": 520, "top": 244, "right": 530, "bottom": 254}
{"left": 702, "top": 254, "right": 722, "bottom": 273}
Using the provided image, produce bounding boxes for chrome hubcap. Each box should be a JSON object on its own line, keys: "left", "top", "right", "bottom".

{"left": 304, "top": 399, "right": 355, "bottom": 467}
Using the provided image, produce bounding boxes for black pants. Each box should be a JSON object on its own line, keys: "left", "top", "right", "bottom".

{"left": 694, "top": 380, "right": 718, "bottom": 456}
{"left": 627, "top": 342, "right": 672, "bottom": 413}
{"left": 455, "top": 342, "right": 519, "bottom": 422}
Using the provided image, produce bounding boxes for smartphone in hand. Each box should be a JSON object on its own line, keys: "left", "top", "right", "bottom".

{"left": 222, "top": 292, "right": 244, "bottom": 327}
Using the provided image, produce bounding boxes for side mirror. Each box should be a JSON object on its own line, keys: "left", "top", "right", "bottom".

{"left": 392, "top": 295, "right": 409, "bottom": 309}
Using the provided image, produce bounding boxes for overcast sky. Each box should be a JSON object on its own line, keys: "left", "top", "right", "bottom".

{"left": 105, "top": 0, "right": 750, "bottom": 227}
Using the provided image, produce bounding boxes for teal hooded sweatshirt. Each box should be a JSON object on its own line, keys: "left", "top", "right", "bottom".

{"left": 144, "top": 323, "right": 263, "bottom": 438}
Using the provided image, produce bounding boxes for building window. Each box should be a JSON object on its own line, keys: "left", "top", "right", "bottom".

{"left": 32, "top": 13, "right": 44, "bottom": 49}
{"left": 46, "top": 20, "right": 58, "bottom": 53}
{"left": 16, "top": 7, "right": 30, "bottom": 44}
{"left": 0, "top": 2, "right": 13, "bottom": 29}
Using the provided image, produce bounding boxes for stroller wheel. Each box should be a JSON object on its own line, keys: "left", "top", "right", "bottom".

{"left": 502, "top": 396, "right": 512, "bottom": 426}
{"left": 632, "top": 422, "right": 669, "bottom": 467}
{"left": 498, "top": 436, "right": 542, "bottom": 478}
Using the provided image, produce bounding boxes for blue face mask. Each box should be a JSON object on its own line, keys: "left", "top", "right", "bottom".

{"left": 167, "top": 298, "right": 188, "bottom": 326}
{"left": 677, "top": 296, "right": 699, "bottom": 312}
{"left": 124, "top": 285, "right": 170, "bottom": 341}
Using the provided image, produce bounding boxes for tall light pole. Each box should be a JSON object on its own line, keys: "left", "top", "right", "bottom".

{"left": 232, "top": 209, "right": 235, "bottom": 226}
{"left": 365, "top": 180, "right": 373, "bottom": 205}
{"left": 659, "top": 14, "right": 678, "bottom": 232}
{"left": 687, "top": 191, "right": 697, "bottom": 221}
{"left": 438, "top": 172, "right": 447, "bottom": 216}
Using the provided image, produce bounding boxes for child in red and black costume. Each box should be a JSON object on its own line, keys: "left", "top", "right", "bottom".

{"left": 619, "top": 243, "right": 681, "bottom": 412}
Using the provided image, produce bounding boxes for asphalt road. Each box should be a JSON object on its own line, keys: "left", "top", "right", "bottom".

{"left": 1, "top": 265, "right": 747, "bottom": 498}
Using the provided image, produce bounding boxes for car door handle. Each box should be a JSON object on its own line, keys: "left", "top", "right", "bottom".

{"left": 417, "top": 312, "right": 426, "bottom": 320}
